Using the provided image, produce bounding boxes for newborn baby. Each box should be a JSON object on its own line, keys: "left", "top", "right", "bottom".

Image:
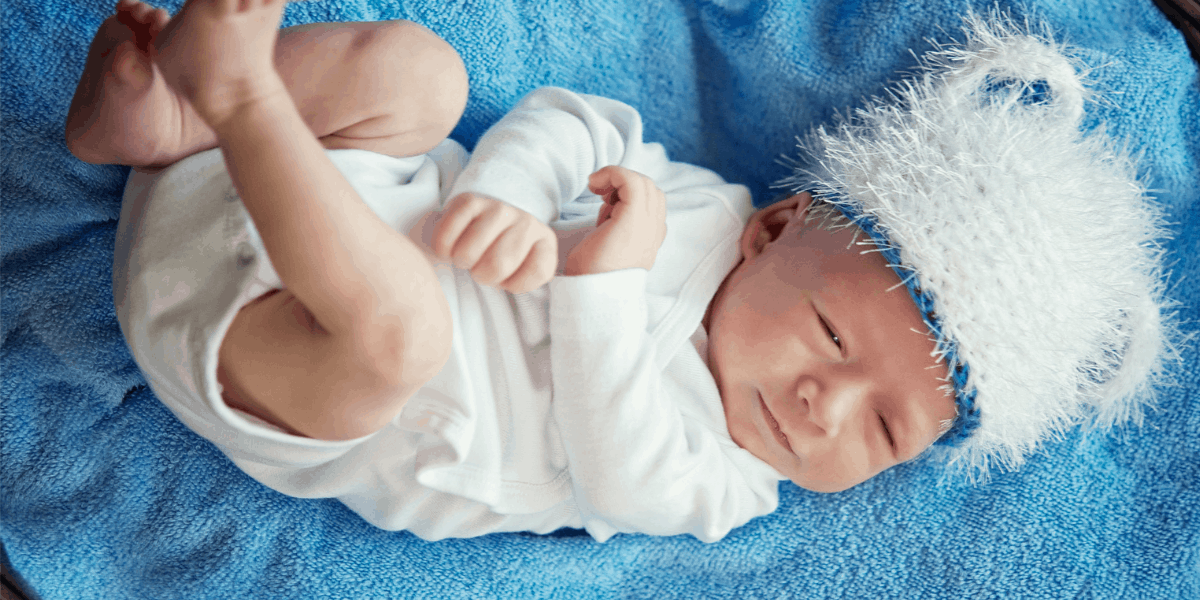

{"left": 70, "top": 0, "right": 1171, "bottom": 542}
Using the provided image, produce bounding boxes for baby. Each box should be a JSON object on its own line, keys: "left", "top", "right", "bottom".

{"left": 70, "top": 1, "right": 1172, "bottom": 542}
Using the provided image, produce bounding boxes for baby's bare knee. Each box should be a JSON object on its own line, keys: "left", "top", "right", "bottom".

{"left": 336, "top": 281, "right": 454, "bottom": 438}
{"left": 312, "top": 316, "right": 453, "bottom": 441}
{"left": 371, "top": 21, "right": 469, "bottom": 140}
{"left": 391, "top": 298, "right": 455, "bottom": 392}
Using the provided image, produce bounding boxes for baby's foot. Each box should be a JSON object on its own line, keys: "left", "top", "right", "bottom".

{"left": 151, "top": 0, "right": 289, "bottom": 130}
{"left": 65, "top": 0, "right": 203, "bottom": 168}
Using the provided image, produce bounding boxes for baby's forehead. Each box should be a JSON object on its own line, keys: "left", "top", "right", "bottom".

{"left": 770, "top": 224, "right": 932, "bottom": 334}
{"left": 786, "top": 220, "right": 895, "bottom": 288}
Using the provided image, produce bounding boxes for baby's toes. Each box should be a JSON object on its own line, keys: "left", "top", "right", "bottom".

{"left": 149, "top": 7, "right": 170, "bottom": 35}
{"left": 126, "top": 0, "right": 156, "bottom": 23}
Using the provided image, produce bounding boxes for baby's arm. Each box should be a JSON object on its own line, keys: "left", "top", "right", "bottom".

{"left": 447, "top": 87, "right": 771, "bottom": 540}
{"left": 428, "top": 87, "right": 683, "bottom": 292}
{"left": 551, "top": 177, "right": 773, "bottom": 541}
{"left": 426, "top": 163, "right": 666, "bottom": 292}
{"left": 440, "top": 87, "right": 676, "bottom": 228}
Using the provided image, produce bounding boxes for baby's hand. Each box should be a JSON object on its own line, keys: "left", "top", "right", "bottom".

{"left": 564, "top": 166, "right": 667, "bottom": 276}
{"left": 432, "top": 193, "right": 558, "bottom": 293}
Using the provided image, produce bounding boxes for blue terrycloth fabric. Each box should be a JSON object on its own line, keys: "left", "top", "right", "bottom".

{"left": 2, "top": 0, "right": 1197, "bottom": 597}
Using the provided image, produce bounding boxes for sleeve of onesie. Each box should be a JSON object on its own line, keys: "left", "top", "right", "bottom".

{"left": 550, "top": 272, "right": 774, "bottom": 543}
{"left": 446, "top": 86, "right": 710, "bottom": 224}
{"left": 457, "top": 87, "right": 771, "bottom": 542}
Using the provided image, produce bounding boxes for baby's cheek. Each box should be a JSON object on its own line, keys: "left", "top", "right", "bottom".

{"left": 720, "top": 393, "right": 754, "bottom": 449}
{"left": 713, "top": 316, "right": 765, "bottom": 364}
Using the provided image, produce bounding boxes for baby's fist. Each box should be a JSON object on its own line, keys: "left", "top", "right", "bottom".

{"left": 432, "top": 193, "right": 558, "bottom": 293}
{"left": 564, "top": 166, "right": 667, "bottom": 276}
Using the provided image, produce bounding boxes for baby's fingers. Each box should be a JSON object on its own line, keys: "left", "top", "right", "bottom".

{"left": 500, "top": 237, "right": 558, "bottom": 293}
{"left": 472, "top": 220, "right": 556, "bottom": 290}
{"left": 432, "top": 193, "right": 484, "bottom": 258}
{"left": 589, "top": 166, "right": 657, "bottom": 226}
{"left": 588, "top": 165, "right": 643, "bottom": 201}
{"left": 433, "top": 193, "right": 557, "bottom": 291}
{"left": 448, "top": 207, "right": 524, "bottom": 272}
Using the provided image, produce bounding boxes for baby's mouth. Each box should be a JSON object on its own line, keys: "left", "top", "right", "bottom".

{"left": 758, "top": 391, "right": 795, "bottom": 455}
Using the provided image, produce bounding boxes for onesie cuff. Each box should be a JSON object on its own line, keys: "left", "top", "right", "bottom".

{"left": 549, "top": 269, "right": 648, "bottom": 335}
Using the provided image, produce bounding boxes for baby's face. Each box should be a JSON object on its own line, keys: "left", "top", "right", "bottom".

{"left": 705, "top": 193, "right": 956, "bottom": 492}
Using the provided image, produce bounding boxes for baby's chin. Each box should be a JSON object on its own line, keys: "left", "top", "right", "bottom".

{"left": 786, "top": 470, "right": 872, "bottom": 494}
{"left": 789, "top": 478, "right": 856, "bottom": 494}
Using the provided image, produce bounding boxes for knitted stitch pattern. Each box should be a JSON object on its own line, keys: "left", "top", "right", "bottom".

{"left": 781, "top": 11, "right": 1178, "bottom": 479}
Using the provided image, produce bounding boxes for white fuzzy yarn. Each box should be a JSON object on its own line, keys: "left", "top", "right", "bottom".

{"left": 781, "top": 11, "right": 1178, "bottom": 479}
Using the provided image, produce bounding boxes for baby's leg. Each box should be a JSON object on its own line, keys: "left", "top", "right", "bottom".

{"left": 65, "top": 0, "right": 467, "bottom": 171}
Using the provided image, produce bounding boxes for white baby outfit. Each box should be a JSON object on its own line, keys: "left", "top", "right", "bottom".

{"left": 113, "top": 87, "right": 784, "bottom": 543}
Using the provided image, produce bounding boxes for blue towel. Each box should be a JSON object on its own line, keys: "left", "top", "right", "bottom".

{"left": 3, "top": 0, "right": 1197, "bottom": 597}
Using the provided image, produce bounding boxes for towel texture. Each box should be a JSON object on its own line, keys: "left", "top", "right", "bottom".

{"left": 2, "top": 0, "right": 1197, "bottom": 598}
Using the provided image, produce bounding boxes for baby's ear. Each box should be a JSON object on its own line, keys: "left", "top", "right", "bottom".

{"left": 739, "top": 192, "right": 812, "bottom": 259}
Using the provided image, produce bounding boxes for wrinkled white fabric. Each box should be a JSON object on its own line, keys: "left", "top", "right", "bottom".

{"left": 114, "top": 87, "right": 783, "bottom": 542}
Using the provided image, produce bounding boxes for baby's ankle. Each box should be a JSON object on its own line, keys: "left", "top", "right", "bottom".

{"left": 201, "top": 76, "right": 291, "bottom": 135}
{"left": 146, "top": 0, "right": 289, "bottom": 136}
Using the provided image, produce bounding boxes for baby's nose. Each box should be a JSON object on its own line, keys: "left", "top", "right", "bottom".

{"left": 805, "top": 380, "right": 862, "bottom": 437}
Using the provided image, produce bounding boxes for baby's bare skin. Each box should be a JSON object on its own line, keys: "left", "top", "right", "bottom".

{"left": 69, "top": 0, "right": 671, "bottom": 442}
{"left": 705, "top": 192, "right": 957, "bottom": 492}
{"left": 66, "top": 0, "right": 465, "bottom": 171}
{"left": 73, "top": 1, "right": 955, "bottom": 489}
{"left": 65, "top": 0, "right": 179, "bottom": 168}
{"left": 69, "top": 0, "right": 471, "bottom": 440}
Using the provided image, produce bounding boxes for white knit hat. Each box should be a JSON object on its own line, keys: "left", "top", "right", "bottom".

{"left": 780, "top": 11, "right": 1178, "bottom": 478}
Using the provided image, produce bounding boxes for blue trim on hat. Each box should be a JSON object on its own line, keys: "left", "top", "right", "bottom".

{"left": 821, "top": 201, "right": 982, "bottom": 446}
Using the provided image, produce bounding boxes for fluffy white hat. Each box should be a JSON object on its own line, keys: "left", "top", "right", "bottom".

{"left": 781, "top": 11, "right": 1178, "bottom": 479}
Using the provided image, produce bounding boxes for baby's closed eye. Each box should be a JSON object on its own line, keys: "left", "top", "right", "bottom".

{"left": 287, "top": 294, "right": 325, "bottom": 334}
{"left": 818, "top": 315, "right": 841, "bottom": 349}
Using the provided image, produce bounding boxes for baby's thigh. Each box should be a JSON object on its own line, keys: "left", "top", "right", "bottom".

{"left": 274, "top": 21, "right": 468, "bottom": 157}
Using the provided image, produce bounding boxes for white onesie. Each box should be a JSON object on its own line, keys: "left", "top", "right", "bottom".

{"left": 113, "top": 87, "right": 785, "bottom": 543}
